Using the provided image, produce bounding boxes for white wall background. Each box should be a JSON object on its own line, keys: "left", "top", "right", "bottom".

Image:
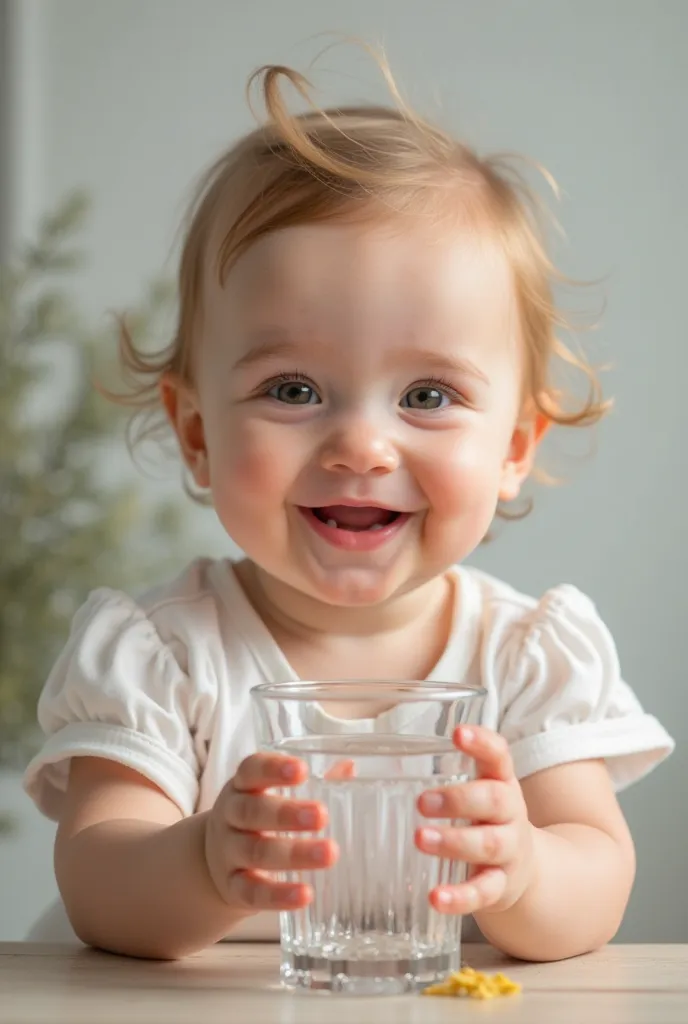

{"left": 1, "top": 0, "right": 686, "bottom": 942}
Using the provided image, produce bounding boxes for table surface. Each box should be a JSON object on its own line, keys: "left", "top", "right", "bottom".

{"left": 2, "top": 942, "right": 687, "bottom": 1024}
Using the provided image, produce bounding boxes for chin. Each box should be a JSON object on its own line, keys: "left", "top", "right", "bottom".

{"left": 304, "top": 568, "right": 403, "bottom": 608}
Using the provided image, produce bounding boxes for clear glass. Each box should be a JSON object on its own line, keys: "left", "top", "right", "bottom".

{"left": 251, "top": 680, "right": 486, "bottom": 995}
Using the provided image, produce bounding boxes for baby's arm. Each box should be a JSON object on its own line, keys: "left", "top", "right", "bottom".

{"left": 55, "top": 753, "right": 335, "bottom": 959}
{"left": 56, "top": 757, "right": 242, "bottom": 959}
{"left": 475, "top": 757, "right": 636, "bottom": 961}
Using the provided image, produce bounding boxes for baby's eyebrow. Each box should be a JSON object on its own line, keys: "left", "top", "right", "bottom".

{"left": 232, "top": 330, "right": 491, "bottom": 387}
{"left": 399, "top": 347, "right": 491, "bottom": 386}
{"left": 232, "top": 329, "right": 303, "bottom": 371}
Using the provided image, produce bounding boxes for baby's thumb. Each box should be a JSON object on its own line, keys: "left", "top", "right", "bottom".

{"left": 324, "top": 759, "right": 356, "bottom": 781}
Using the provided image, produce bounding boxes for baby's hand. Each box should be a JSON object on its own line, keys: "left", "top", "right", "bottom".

{"left": 415, "top": 726, "right": 534, "bottom": 916}
{"left": 204, "top": 752, "right": 338, "bottom": 914}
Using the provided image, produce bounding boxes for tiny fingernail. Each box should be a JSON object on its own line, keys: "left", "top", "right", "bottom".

{"left": 296, "top": 808, "right": 318, "bottom": 828}
{"left": 420, "top": 793, "right": 445, "bottom": 815}
{"left": 310, "top": 843, "right": 330, "bottom": 864}
{"left": 421, "top": 828, "right": 442, "bottom": 850}
{"left": 460, "top": 727, "right": 474, "bottom": 744}
{"left": 436, "top": 889, "right": 454, "bottom": 907}
{"left": 280, "top": 762, "right": 300, "bottom": 781}
{"left": 285, "top": 887, "right": 304, "bottom": 905}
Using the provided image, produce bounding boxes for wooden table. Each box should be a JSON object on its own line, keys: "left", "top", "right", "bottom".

{"left": 2, "top": 942, "right": 687, "bottom": 1024}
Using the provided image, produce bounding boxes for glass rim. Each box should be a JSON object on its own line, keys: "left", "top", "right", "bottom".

{"left": 251, "top": 680, "right": 487, "bottom": 703}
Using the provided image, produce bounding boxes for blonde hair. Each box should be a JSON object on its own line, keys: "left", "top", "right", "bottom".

{"left": 114, "top": 51, "right": 610, "bottom": 502}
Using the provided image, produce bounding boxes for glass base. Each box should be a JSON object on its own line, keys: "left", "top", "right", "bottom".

{"left": 281, "top": 949, "right": 459, "bottom": 995}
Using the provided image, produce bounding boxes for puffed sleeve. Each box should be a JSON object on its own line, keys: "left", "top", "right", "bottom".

{"left": 23, "top": 587, "right": 212, "bottom": 819}
{"left": 497, "top": 585, "right": 674, "bottom": 790}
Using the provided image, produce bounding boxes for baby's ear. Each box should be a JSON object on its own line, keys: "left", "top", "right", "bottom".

{"left": 160, "top": 373, "right": 210, "bottom": 488}
{"left": 499, "top": 410, "right": 550, "bottom": 503}
{"left": 533, "top": 411, "right": 551, "bottom": 445}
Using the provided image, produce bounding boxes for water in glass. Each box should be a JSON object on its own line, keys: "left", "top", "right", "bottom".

{"left": 274, "top": 733, "right": 468, "bottom": 994}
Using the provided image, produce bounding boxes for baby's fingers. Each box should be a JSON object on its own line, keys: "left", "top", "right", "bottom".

{"left": 430, "top": 867, "right": 508, "bottom": 915}
{"left": 230, "top": 832, "right": 338, "bottom": 872}
{"left": 226, "top": 790, "right": 327, "bottom": 833}
{"left": 232, "top": 752, "right": 308, "bottom": 792}
{"left": 453, "top": 726, "right": 515, "bottom": 782}
{"left": 227, "top": 869, "right": 313, "bottom": 912}
{"left": 418, "top": 778, "right": 519, "bottom": 823}
{"left": 416, "top": 824, "right": 518, "bottom": 866}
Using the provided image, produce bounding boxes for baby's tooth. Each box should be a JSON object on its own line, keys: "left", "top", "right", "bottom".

{"left": 369, "top": 523, "right": 383, "bottom": 531}
{"left": 326, "top": 519, "right": 338, "bottom": 528}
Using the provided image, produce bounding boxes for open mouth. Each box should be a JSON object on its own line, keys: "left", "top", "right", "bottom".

{"left": 308, "top": 505, "right": 402, "bottom": 532}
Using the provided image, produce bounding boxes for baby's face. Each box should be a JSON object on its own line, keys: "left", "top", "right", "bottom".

{"left": 170, "top": 216, "right": 536, "bottom": 607}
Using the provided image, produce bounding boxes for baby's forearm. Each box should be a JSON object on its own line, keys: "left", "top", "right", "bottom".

{"left": 474, "top": 823, "right": 636, "bottom": 961}
{"left": 56, "top": 812, "right": 248, "bottom": 959}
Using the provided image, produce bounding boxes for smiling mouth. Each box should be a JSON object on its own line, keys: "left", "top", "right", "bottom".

{"left": 307, "top": 505, "right": 402, "bottom": 532}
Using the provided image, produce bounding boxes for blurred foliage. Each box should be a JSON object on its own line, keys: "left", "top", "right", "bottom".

{"left": 0, "top": 192, "right": 186, "bottom": 768}
{"left": 0, "top": 811, "right": 17, "bottom": 835}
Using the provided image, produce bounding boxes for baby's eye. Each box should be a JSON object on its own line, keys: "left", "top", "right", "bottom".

{"left": 268, "top": 380, "right": 321, "bottom": 405}
{"left": 400, "top": 385, "right": 449, "bottom": 411}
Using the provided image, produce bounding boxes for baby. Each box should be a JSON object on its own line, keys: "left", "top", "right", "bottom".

{"left": 23, "top": 54, "right": 673, "bottom": 962}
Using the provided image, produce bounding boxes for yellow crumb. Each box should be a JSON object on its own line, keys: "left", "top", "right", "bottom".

{"left": 423, "top": 966, "right": 522, "bottom": 999}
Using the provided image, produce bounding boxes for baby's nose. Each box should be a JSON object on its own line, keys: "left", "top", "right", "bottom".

{"left": 319, "top": 420, "right": 399, "bottom": 475}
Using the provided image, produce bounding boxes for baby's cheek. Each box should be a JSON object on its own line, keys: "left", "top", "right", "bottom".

{"left": 210, "top": 421, "right": 285, "bottom": 500}
{"left": 427, "top": 437, "right": 502, "bottom": 514}
{"left": 230, "top": 446, "right": 280, "bottom": 498}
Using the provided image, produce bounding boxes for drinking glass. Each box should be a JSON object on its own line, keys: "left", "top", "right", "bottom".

{"left": 251, "top": 680, "right": 486, "bottom": 995}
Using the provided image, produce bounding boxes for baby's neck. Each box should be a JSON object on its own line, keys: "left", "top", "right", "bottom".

{"left": 234, "top": 561, "right": 455, "bottom": 690}
{"left": 236, "top": 560, "right": 451, "bottom": 642}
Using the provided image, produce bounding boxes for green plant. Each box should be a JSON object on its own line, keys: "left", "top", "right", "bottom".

{"left": 0, "top": 192, "right": 186, "bottom": 769}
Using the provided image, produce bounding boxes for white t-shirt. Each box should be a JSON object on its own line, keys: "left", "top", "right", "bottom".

{"left": 24, "top": 557, "right": 673, "bottom": 821}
